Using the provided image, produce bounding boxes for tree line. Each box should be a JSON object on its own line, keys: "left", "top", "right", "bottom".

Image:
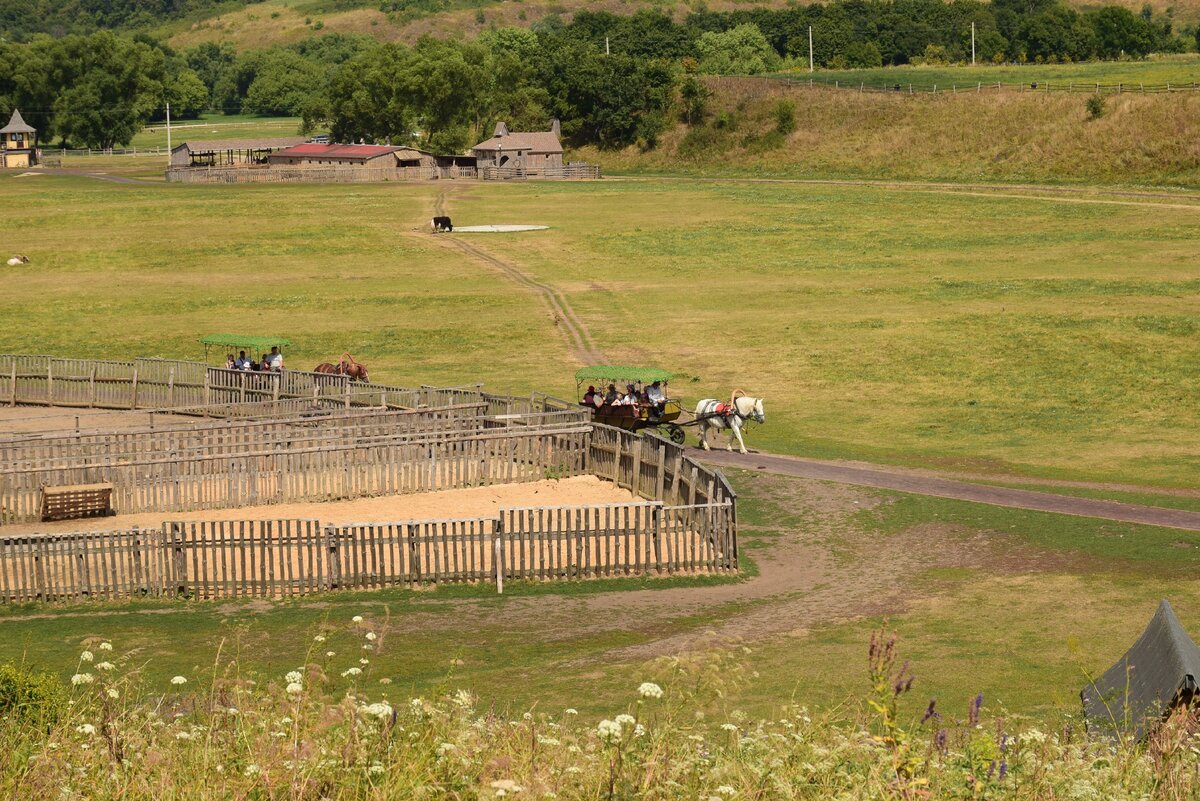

{"left": 0, "top": 0, "right": 1192, "bottom": 150}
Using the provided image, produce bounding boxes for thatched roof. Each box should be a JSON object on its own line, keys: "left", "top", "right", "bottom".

{"left": 0, "top": 110, "right": 35, "bottom": 135}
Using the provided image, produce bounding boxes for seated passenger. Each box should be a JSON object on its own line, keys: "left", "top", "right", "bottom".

{"left": 259, "top": 354, "right": 272, "bottom": 371}
{"left": 604, "top": 384, "right": 619, "bottom": 405}
{"left": 224, "top": 354, "right": 236, "bottom": 370}
{"left": 235, "top": 350, "right": 251, "bottom": 371}
{"left": 582, "top": 385, "right": 597, "bottom": 407}
{"left": 646, "top": 380, "right": 667, "bottom": 418}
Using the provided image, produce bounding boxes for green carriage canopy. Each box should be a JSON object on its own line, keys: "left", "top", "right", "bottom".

{"left": 199, "top": 334, "right": 292, "bottom": 352}
{"left": 574, "top": 366, "right": 673, "bottom": 385}
{"left": 1081, "top": 599, "right": 1200, "bottom": 740}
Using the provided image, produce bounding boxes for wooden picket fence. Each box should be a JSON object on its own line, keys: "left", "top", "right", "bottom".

{"left": 0, "top": 500, "right": 734, "bottom": 602}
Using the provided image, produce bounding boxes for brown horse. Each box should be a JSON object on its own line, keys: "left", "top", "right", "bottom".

{"left": 314, "top": 353, "right": 370, "bottom": 383}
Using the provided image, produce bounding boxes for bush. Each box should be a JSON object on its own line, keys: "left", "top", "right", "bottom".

{"left": 679, "top": 76, "right": 710, "bottom": 124}
{"left": 0, "top": 662, "right": 67, "bottom": 728}
{"left": 1087, "top": 93, "right": 1106, "bottom": 119}
{"left": 773, "top": 99, "right": 796, "bottom": 135}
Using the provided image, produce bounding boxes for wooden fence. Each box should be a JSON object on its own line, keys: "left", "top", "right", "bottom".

{"left": 0, "top": 498, "right": 733, "bottom": 601}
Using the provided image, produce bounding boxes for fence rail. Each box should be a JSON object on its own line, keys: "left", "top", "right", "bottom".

{"left": 0, "top": 499, "right": 733, "bottom": 602}
{"left": 707, "top": 73, "right": 1200, "bottom": 98}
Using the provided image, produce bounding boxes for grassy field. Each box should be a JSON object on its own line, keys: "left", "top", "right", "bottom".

{"left": 2, "top": 469, "right": 1196, "bottom": 722}
{"left": 783, "top": 54, "right": 1200, "bottom": 90}
{"left": 129, "top": 114, "right": 306, "bottom": 150}
{"left": 2, "top": 171, "right": 1197, "bottom": 488}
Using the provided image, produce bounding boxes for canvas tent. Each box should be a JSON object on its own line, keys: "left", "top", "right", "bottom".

{"left": 1081, "top": 599, "right": 1200, "bottom": 740}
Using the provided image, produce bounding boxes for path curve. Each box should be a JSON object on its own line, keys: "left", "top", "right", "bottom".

{"left": 698, "top": 450, "right": 1200, "bottom": 531}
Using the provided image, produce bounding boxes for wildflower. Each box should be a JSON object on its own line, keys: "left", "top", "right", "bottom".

{"left": 721, "top": 723, "right": 739, "bottom": 732}
{"left": 379, "top": 677, "right": 392, "bottom": 685}
{"left": 71, "top": 673, "right": 94, "bottom": 686}
{"left": 717, "top": 786, "right": 737, "bottom": 796}
{"left": 96, "top": 662, "right": 115, "bottom": 672}
{"left": 638, "top": 682, "right": 663, "bottom": 699}
{"left": 80, "top": 650, "right": 94, "bottom": 663}
{"left": 491, "top": 779, "right": 523, "bottom": 792}
{"left": 286, "top": 683, "right": 304, "bottom": 695}
{"left": 170, "top": 676, "right": 188, "bottom": 686}
{"left": 359, "top": 658, "right": 370, "bottom": 665}
{"left": 285, "top": 670, "right": 303, "bottom": 684}
{"left": 634, "top": 724, "right": 646, "bottom": 737}
{"left": 362, "top": 644, "right": 373, "bottom": 651}
{"left": 365, "top": 632, "right": 377, "bottom": 641}
{"left": 453, "top": 689, "right": 474, "bottom": 708}
{"left": 106, "top": 688, "right": 120, "bottom": 700}
{"left": 341, "top": 667, "right": 363, "bottom": 677}
{"left": 313, "top": 635, "right": 326, "bottom": 643}
{"left": 437, "top": 742, "right": 457, "bottom": 755}
{"left": 175, "top": 731, "right": 193, "bottom": 741}
{"left": 565, "top": 708, "right": 578, "bottom": 715}
{"left": 615, "top": 713, "right": 636, "bottom": 726}
{"left": 226, "top": 707, "right": 239, "bottom": 715}
{"left": 369, "top": 763, "right": 385, "bottom": 775}
{"left": 98, "top": 642, "right": 113, "bottom": 651}
{"left": 537, "top": 735, "right": 560, "bottom": 746}
{"left": 76, "top": 724, "right": 96, "bottom": 735}
{"left": 597, "top": 719, "right": 623, "bottom": 743}
{"left": 359, "top": 702, "right": 394, "bottom": 721}
{"left": 244, "top": 764, "right": 261, "bottom": 777}
{"left": 352, "top": 615, "right": 364, "bottom": 623}
{"left": 279, "top": 717, "right": 293, "bottom": 725}
{"left": 326, "top": 651, "right": 336, "bottom": 658}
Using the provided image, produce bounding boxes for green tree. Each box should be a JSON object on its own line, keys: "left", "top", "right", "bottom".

{"left": 1090, "top": 6, "right": 1155, "bottom": 57}
{"left": 243, "top": 50, "right": 323, "bottom": 116}
{"left": 51, "top": 32, "right": 165, "bottom": 149}
{"left": 696, "top": 23, "right": 781, "bottom": 74}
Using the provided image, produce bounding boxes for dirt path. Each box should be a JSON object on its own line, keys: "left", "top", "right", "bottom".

{"left": 430, "top": 188, "right": 605, "bottom": 364}
{"left": 698, "top": 450, "right": 1200, "bottom": 531}
{"left": 37, "top": 168, "right": 161, "bottom": 186}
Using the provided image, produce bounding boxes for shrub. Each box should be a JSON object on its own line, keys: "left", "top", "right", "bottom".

{"left": 0, "top": 662, "right": 67, "bottom": 728}
{"left": 1087, "top": 93, "right": 1106, "bottom": 119}
{"left": 679, "top": 76, "right": 710, "bottom": 124}
{"left": 773, "top": 99, "right": 796, "bottom": 135}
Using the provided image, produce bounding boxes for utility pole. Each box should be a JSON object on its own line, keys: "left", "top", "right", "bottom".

{"left": 971, "top": 22, "right": 976, "bottom": 65}
{"left": 165, "top": 101, "right": 171, "bottom": 160}
{"left": 808, "top": 26, "right": 814, "bottom": 73}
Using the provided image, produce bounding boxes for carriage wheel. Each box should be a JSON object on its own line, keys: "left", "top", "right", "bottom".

{"left": 667, "top": 424, "right": 686, "bottom": 445}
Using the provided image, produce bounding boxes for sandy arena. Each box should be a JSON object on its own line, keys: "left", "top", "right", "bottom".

{"left": 0, "top": 406, "right": 196, "bottom": 436}
{"left": 1, "top": 475, "right": 640, "bottom": 536}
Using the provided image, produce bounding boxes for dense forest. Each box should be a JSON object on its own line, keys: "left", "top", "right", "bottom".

{"left": 0, "top": 0, "right": 1192, "bottom": 149}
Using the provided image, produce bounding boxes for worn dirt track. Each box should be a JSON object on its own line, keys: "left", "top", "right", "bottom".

{"left": 698, "top": 450, "right": 1200, "bottom": 531}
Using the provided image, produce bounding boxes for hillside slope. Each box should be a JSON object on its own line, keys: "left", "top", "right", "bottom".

{"left": 584, "top": 79, "right": 1200, "bottom": 187}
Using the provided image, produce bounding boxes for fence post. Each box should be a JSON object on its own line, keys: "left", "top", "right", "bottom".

{"left": 47, "top": 359, "right": 54, "bottom": 404}
{"left": 326, "top": 525, "right": 341, "bottom": 589}
{"left": 172, "top": 522, "right": 188, "bottom": 597}
{"left": 494, "top": 515, "right": 504, "bottom": 594}
{"left": 204, "top": 370, "right": 211, "bottom": 406}
{"left": 130, "top": 366, "right": 139, "bottom": 409}
{"left": 168, "top": 367, "right": 176, "bottom": 406}
{"left": 9, "top": 361, "right": 15, "bottom": 406}
{"left": 88, "top": 364, "right": 97, "bottom": 407}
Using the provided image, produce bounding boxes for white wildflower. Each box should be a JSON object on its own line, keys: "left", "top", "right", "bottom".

{"left": 368, "top": 763, "right": 385, "bottom": 775}
{"left": 491, "top": 779, "right": 523, "bottom": 792}
{"left": 96, "top": 662, "right": 115, "bottom": 672}
{"left": 634, "top": 724, "right": 646, "bottom": 738}
{"left": 721, "top": 723, "right": 738, "bottom": 732}
{"left": 352, "top": 615, "right": 364, "bottom": 623}
{"left": 365, "top": 632, "right": 377, "bottom": 641}
{"left": 615, "top": 714, "right": 636, "bottom": 726}
{"left": 453, "top": 689, "right": 474, "bottom": 708}
{"left": 341, "top": 667, "right": 363, "bottom": 677}
{"left": 76, "top": 724, "right": 96, "bottom": 736}
{"left": 175, "top": 731, "right": 193, "bottom": 741}
{"left": 359, "top": 658, "right": 370, "bottom": 665}
{"left": 285, "top": 671, "right": 303, "bottom": 685}
{"left": 717, "top": 786, "right": 737, "bottom": 797}
{"left": 326, "top": 651, "right": 336, "bottom": 658}
{"left": 286, "top": 683, "right": 303, "bottom": 695}
{"left": 106, "top": 688, "right": 119, "bottom": 700}
{"left": 71, "top": 673, "right": 94, "bottom": 686}
{"left": 564, "top": 708, "right": 578, "bottom": 715}
{"left": 597, "top": 719, "right": 623, "bottom": 743}
{"left": 170, "top": 676, "right": 187, "bottom": 686}
{"left": 244, "top": 764, "right": 261, "bottom": 777}
{"left": 80, "top": 651, "right": 94, "bottom": 663}
{"left": 226, "top": 707, "right": 239, "bottom": 716}
{"left": 638, "top": 682, "right": 663, "bottom": 699}
{"left": 379, "top": 677, "right": 392, "bottom": 685}
{"left": 98, "top": 642, "right": 113, "bottom": 652}
{"left": 437, "top": 742, "right": 457, "bottom": 755}
{"left": 359, "top": 702, "right": 394, "bottom": 721}
{"left": 537, "top": 735, "right": 561, "bottom": 746}
{"left": 313, "top": 635, "right": 326, "bottom": 643}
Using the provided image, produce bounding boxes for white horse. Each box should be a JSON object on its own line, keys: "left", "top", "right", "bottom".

{"left": 695, "top": 394, "right": 765, "bottom": 454}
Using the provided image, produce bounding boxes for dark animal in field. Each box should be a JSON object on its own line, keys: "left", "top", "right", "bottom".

{"left": 314, "top": 353, "right": 370, "bottom": 382}
{"left": 6, "top": 255, "right": 29, "bottom": 266}
{"left": 431, "top": 216, "right": 453, "bottom": 232}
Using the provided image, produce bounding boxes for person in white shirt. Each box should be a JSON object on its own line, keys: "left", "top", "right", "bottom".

{"left": 646, "top": 380, "right": 667, "bottom": 419}
{"left": 235, "top": 350, "right": 251, "bottom": 371}
{"left": 268, "top": 346, "right": 284, "bottom": 371}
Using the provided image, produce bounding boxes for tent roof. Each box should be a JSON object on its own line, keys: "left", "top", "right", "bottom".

{"left": 575, "top": 366, "right": 673, "bottom": 384}
{"left": 0, "top": 109, "right": 35, "bottom": 134}
{"left": 199, "top": 334, "right": 292, "bottom": 351}
{"left": 1081, "top": 599, "right": 1200, "bottom": 740}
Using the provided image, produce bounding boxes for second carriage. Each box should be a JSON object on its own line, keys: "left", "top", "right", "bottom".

{"left": 575, "top": 366, "right": 687, "bottom": 444}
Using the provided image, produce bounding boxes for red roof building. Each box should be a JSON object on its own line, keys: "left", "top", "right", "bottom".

{"left": 269, "top": 143, "right": 410, "bottom": 165}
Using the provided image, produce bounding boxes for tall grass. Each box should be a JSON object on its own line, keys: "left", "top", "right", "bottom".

{"left": 6, "top": 616, "right": 1199, "bottom": 800}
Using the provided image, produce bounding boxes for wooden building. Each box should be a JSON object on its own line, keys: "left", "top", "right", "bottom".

{"left": 170, "top": 137, "right": 308, "bottom": 168}
{"left": 0, "top": 110, "right": 38, "bottom": 168}
{"left": 470, "top": 120, "right": 563, "bottom": 174}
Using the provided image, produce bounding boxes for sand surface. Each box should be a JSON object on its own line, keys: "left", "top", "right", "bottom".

{"left": 2, "top": 475, "right": 638, "bottom": 536}
{"left": 0, "top": 406, "right": 195, "bottom": 437}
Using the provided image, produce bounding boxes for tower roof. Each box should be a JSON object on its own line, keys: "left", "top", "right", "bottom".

{"left": 0, "top": 109, "right": 35, "bottom": 135}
